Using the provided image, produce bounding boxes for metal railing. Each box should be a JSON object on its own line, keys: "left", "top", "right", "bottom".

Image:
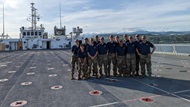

{"left": 154, "top": 44, "right": 190, "bottom": 56}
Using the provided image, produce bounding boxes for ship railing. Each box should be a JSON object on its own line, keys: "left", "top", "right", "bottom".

{"left": 154, "top": 44, "right": 190, "bottom": 56}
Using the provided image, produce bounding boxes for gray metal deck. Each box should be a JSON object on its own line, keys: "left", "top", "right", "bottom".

{"left": 0, "top": 50, "right": 190, "bottom": 107}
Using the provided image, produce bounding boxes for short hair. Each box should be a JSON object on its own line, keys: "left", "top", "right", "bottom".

{"left": 80, "top": 44, "right": 84, "bottom": 47}
{"left": 75, "top": 39, "right": 79, "bottom": 42}
{"left": 115, "top": 36, "right": 119, "bottom": 38}
{"left": 128, "top": 36, "right": 133, "bottom": 39}
{"left": 123, "top": 34, "right": 128, "bottom": 37}
{"left": 84, "top": 38, "right": 88, "bottom": 40}
{"left": 142, "top": 35, "right": 146, "bottom": 39}
{"left": 109, "top": 35, "right": 114, "bottom": 38}
{"left": 135, "top": 34, "right": 139, "bottom": 37}
{"left": 94, "top": 35, "right": 98, "bottom": 38}
{"left": 90, "top": 38, "right": 94, "bottom": 41}
{"left": 100, "top": 37, "right": 104, "bottom": 40}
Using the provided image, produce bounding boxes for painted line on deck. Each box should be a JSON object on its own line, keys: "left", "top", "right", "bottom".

{"left": 131, "top": 78, "right": 190, "bottom": 103}
{"left": 174, "top": 89, "right": 190, "bottom": 94}
{"left": 90, "top": 93, "right": 166, "bottom": 107}
{"left": 0, "top": 53, "right": 35, "bottom": 106}
{"left": 90, "top": 88, "right": 190, "bottom": 107}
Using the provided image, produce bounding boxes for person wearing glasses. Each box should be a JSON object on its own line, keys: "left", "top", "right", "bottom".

{"left": 136, "top": 36, "right": 156, "bottom": 78}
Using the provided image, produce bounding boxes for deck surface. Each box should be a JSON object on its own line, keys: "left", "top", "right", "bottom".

{"left": 0, "top": 50, "right": 190, "bottom": 107}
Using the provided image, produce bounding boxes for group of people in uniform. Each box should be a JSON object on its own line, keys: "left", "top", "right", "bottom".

{"left": 70, "top": 34, "right": 156, "bottom": 80}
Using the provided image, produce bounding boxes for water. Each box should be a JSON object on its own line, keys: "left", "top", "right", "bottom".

{"left": 155, "top": 44, "right": 190, "bottom": 54}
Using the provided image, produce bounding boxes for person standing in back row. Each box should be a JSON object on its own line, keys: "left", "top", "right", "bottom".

{"left": 115, "top": 36, "right": 120, "bottom": 75}
{"left": 136, "top": 36, "right": 156, "bottom": 78}
{"left": 134, "top": 34, "right": 142, "bottom": 76}
{"left": 107, "top": 35, "right": 117, "bottom": 77}
{"left": 97, "top": 37, "right": 108, "bottom": 78}
{"left": 93, "top": 35, "right": 100, "bottom": 76}
{"left": 123, "top": 34, "right": 129, "bottom": 43}
{"left": 87, "top": 38, "right": 98, "bottom": 79}
{"left": 70, "top": 39, "right": 80, "bottom": 80}
{"left": 126, "top": 36, "right": 137, "bottom": 77}
{"left": 116, "top": 40, "right": 127, "bottom": 77}
{"left": 83, "top": 38, "right": 89, "bottom": 74}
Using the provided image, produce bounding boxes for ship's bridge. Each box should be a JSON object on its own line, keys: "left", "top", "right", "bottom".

{"left": 20, "top": 26, "right": 45, "bottom": 39}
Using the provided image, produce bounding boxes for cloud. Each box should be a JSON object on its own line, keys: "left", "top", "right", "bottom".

{"left": 0, "top": 0, "right": 190, "bottom": 38}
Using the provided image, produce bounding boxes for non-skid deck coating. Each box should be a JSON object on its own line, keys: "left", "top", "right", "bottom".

{"left": 0, "top": 50, "right": 190, "bottom": 107}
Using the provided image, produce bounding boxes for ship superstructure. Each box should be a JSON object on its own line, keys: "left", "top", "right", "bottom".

{"left": 0, "top": 2, "right": 83, "bottom": 51}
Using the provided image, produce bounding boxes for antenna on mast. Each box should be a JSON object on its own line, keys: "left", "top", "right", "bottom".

{"left": 2, "top": 3, "right": 5, "bottom": 36}
{"left": 59, "top": 1, "right": 62, "bottom": 28}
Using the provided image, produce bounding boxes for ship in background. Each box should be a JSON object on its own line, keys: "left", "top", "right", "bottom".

{"left": 0, "top": 2, "right": 83, "bottom": 51}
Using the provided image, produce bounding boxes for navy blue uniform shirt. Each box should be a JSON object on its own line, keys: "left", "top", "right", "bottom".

{"left": 126, "top": 42, "right": 137, "bottom": 54}
{"left": 83, "top": 43, "right": 89, "bottom": 51}
{"left": 87, "top": 44, "right": 98, "bottom": 56}
{"left": 97, "top": 43, "right": 107, "bottom": 55}
{"left": 134, "top": 40, "right": 142, "bottom": 55}
{"left": 77, "top": 49, "right": 87, "bottom": 59}
{"left": 71, "top": 45, "right": 79, "bottom": 55}
{"left": 107, "top": 41, "right": 116, "bottom": 53}
{"left": 138, "top": 41, "right": 154, "bottom": 55}
{"left": 115, "top": 42, "right": 119, "bottom": 48}
{"left": 94, "top": 41, "right": 100, "bottom": 46}
{"left": 116, "top": 44, "right": 126, "bottom": 56}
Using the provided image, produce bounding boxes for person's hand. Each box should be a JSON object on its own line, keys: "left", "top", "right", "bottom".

{"left": 148, "top": 53, "right": 152, "bottom": 56}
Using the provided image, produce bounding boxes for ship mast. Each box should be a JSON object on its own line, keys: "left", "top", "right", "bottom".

{"left": 2, "top": 3, "right": 5, "bottom": 36}
{"left": 29, "top": 3, "right": 40, "bottom": 30}
{"left": 59, "top": 2, "right": 62, "bottom": 28}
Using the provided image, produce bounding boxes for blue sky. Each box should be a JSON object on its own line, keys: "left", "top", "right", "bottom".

{"left": 0, "top": 0, "right": 190, "bottom": 38}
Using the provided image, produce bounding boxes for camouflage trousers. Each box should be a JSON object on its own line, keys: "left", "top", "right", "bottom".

{"left": 98, "top": 54, "right": 108, "bottom": 75}
{"left": 77, "top": 58, "right": 87, "bottom": 77}
{"left": 126, "top": 53, "right": 136, "bottom": 74}
{"left": 117, "top": 56, "right": 126, "bottom": 76}
{"left": 140, "top": 55, "right": 152, "bottom": 76}
{"left": 70, "top": 54, "right": 78, "bottom": 75}
{"left": 88, "top": 57, "right": 98, "bottom": 75}
{"left": 107, "top": 53, "right": 117, "bottom": 75}
{"left": 136, "top": 54, "right": 140, "bottom": 73}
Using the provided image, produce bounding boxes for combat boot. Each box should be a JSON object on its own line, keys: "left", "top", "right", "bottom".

{"left": 98, "top": 73, "right": 102, "bottom": 78}
{"left": 105, "top": 73, "right": 108, "bottom": 77}
{"left": 95, "top": 73, "right": 98, "bottom": 79}
{"left": 107, "top": 72, "right": 110, "bottom": 77}
{"left": 77, "top": 74, "right": 81, "bottom": 80}
{"left": 70, "top": 74, "right": 74, "bottom": 80}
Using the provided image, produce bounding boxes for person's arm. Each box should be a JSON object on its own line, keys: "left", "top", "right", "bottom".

{"left": 149, "top": 42, "right": 156, "bottom": 56}
{"left": 71, "top": 46, "right": 74, "bottom": 53}
{"left": 116, "top": 47, "right": 118, "bottom": 60}
{"left": 149, "top": 46, "right": 156, "bottom": 56}
{"left": 136, "top": 48, "right": 140, "bottom": 56}
{"left": 78, "top": 58, "right": 82, "bottom": 63}
{"left": 83, "top": 57, "right": 86, "bottom": 65}
{"left": 88, "top": 52, "right": 93, "bottom": 59}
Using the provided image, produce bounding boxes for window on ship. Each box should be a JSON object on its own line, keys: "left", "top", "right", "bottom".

{"left": 23, "top": 32, "right": 26, "bottom": 36}
{"left": 35, "top": 32, "right": 38, "bottom": 36}
{"left": 31, "top": 32, "right": 34, "bottom": 36}
{"left": 27, "top": 32, "right": 30, "bottom": 36}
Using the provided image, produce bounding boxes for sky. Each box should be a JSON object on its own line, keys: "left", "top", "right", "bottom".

{"left": 0, "top": 0, "right": 190, "bottom": 38}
